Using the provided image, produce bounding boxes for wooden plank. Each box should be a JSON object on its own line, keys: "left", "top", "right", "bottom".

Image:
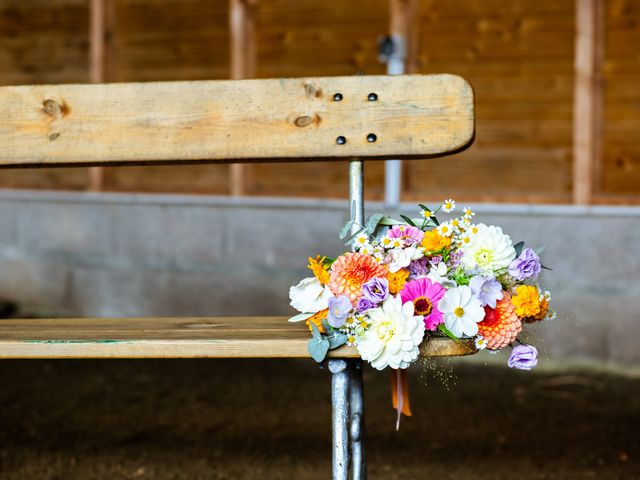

{"left": 572, "top": 0, "right": 603, "bottom": 204}
{"left": 0, "top": 75, "right": 474, "bottom": 168}
{"left": 229, "top": 0, "right": 257, "bottom": 196}
{"left": 0, "top": 317, "right": 476, "bottom": 359}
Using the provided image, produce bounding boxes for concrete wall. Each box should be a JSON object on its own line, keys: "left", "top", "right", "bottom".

{"left": 0, "top": 190, "right": 638, "bottom": 367}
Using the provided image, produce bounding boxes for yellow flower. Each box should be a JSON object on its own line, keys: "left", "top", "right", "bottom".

{"left": 421, "top": 230, "right": 452, "bottom": 253}
{"left": 307, "top": 256, "right": 330, "bottom": 285}
{"left": 511, "top": 285, "right": 541, "bottom": 318}
{"left": 386, "top": 269, "right": 409, "bottom": 295}
{"left": 524, "top": 297, "right": 549, "bottom": 324}
{"left": 306, "top": 308, "right": 328, "bottom": 333}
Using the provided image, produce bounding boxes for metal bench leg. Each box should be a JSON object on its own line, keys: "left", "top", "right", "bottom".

{"left": 329, "top": 359, "right": 351, "bottom": 480}
{"left": 350, "top": 360, "right": 367, "bottom": 480}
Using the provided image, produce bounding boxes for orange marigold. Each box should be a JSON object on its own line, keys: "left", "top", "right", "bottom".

{"left": 387, "top": 269, "right": 410, "bottom": 295}
{"left": 306, "top": 308, "right": 328, "bottom": 333}
{"left": 478, "top": 292, "right": 522, "bottom": 350}
{"left": 421, "top": 230, "right": 452, "bottom": 253}
{"left": 524, "top": 297, "right": 549, "bottom": 324}
{"left": 511, "top": 285, "right": 542, "bottom": 318}
{"left": 308, "top": 256, "right": 330, "bottom": 285}
{"left": 328, "top": 252, "right": 387, "bottom": 304}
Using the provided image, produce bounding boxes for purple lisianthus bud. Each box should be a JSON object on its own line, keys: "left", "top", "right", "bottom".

{"left": 508, "top": 345, "right": 538, "bottom": 370}
{"left": 469, "top": 275, "right": 504, "bottom": 309}
{"left": 362, "top": 277, "right": 389, "bottom": 303}
{"left": 356, "top": 296, "right": 377, "bottom": 313}
{"left": 508, "top": 248, "right": 541, "bottom": 281}
{"left": 327, "top": 295, "right": 352, "bottom": 328}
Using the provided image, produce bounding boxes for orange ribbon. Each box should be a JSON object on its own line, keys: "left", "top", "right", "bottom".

{"left": 391, "top": 368, "right": 412, "bottom": 430}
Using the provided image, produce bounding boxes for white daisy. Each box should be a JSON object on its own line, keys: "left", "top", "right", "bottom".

{"left": 463, "top": 207, "right": 475, "bottom": 219}
{"left": 380, "top": 237, "right": 393, "bottom": 249}
{"left": 391, "top": 238, "right": 403, "bottom": 249}
{"left": 437, "top": 222, "right": 454, "bottom": 237}
{"left": 442, "top": 199, "right": 456, "bottom": 213}
{"left": 438, "top": 285, "right": 485, "bottom": 338}
{"left": 421, "top": 208, "right": 433, "bottom": 219}
{"left": 475, "top": 335, "right": 487, "bottom": 350}
{"left": 353, "top": 233, "right": 369, "bottom": 248}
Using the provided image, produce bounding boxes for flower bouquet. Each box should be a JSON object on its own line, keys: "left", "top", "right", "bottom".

{"left": 289, "top": 200, "right": 554, "bottom": 374}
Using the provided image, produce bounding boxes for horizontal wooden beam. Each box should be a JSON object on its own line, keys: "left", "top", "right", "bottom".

{"left": 0, "top": 75, "right": 474, "bottom": 168}
{"left": 0, "top": 317, "right": 477, "bottom": 359}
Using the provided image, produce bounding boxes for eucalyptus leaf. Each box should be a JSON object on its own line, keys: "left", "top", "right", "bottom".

{"left": 339, "top": 220, "right": 355, "bottom": 239}
{"left": 541, "top": 264, "right": 553, "bottom": 271}
{"left": 535, "top": 246, "right": 546, "bottom": 255}
{"left": 288, "top": 312, "right": 315, "bottom": 323}
{"left": 308, "top": 337, "right": 330, "bottom": 362}
{"left": 343, "top": 226, "right": 366, "bottom": 246}
{"left": 310, "top": 323, "right": 322, "bottom": 340}
{"left": 365, "top": 213, "right": 385, "bottom": 235}
{"left": 327, "top": 332, "right": 348, "bottom": 349}
{"left": 514, "top": 241, "right": 525, "bottom": 257}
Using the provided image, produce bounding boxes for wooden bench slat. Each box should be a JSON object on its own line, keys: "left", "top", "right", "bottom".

{"left": 0, "top": 317, "right": 477, "bottom": 359}
{"left": 0, "top": 75, "right": 474, "bottom": 168}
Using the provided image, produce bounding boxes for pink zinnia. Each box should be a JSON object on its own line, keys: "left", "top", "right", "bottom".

{"left": 399, "top": 278, "right": 446, "bottom": 331}
{"left": 388, "top": 225, "right": 424, "bottom": 245}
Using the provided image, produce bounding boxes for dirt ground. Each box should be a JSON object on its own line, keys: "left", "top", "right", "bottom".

{"left": 0, "top": 358, "right": 638, "bottom": 480}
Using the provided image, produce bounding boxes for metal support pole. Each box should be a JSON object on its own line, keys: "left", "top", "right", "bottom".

{"left": 349, "top": 159, "right": 365, "bottom": 233}
{"left": 329, "top": 359, "right": 351, "bottom": 480}
{"left": 350, "top": 360, "right": 367, "bottom": 480}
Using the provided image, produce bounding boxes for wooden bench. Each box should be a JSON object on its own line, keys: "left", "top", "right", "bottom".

{"left": 0, "top": 74, "right": 475, "bottom": 479}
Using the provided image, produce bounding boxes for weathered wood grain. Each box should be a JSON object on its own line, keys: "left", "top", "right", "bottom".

{"left": 0, "top": 317, "right": 477, "bottom": 359}
{"left": 0, "top": 75, "right": 474, "bottom": 168}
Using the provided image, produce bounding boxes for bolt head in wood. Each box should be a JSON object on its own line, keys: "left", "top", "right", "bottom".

{"left": 368, "top": 93, "right": 378, "bottom": 101}
{"left": 333, "top": 93, "right": 343, "bottom": 101}
{"left": 367, "top": 133, "right": 377, "bottom": 143}
{"left": 336, "top": 136, "right": 346, "bottom": 145}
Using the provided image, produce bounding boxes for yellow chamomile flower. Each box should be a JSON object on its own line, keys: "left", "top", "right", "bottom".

{"left": 359, "top": 244, "right": 373, "bottom": 255}
{"left": 442, "top": 198, "right": 456, "bottom": 213}
{"left": 463, "top": 207, "right": 475, "bottom": 219}
{"left": 468, "top": 224, "right": 480, "bottom": 236}
{"left": 437, "top": 222, "right": 454, "bottom": 237}
{"left": 458, "top": 233, "right": 472, "bottom": 247}
{"left": 380, "top": 237, "right": 393, "bottom": 249}
{"left": 450, "top": 218, "right": 462, "bottom": 232}
{"left": 391, "top": 238, "right": 403, "bottom": 249}
{"left": 421, "top": 208, "right": 433, "bottom": 219}
{"left": 475, "top": 335, "right": 487, "bottom": 350}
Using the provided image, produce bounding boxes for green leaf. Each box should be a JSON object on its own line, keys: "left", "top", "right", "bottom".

{"left": 378, "top": 216, "right": 404, "bottom": 226}
{"left": 308, "top": 337, "right": 330, "bottom": 362}
{"left": 339, "top": 220, "right": 355, "bottom": 239}
{"left": 327, "top": 332, "right": 348, "bottom": 349}
{"left": 438, "top": 324, "right": 462, "bottom": 343}
{"left": 514, "top": 241, "right": 525, "bottom": 257}
{"left": 364, "top": 213, "right": 385, "bottom": 235}
{"left": 399, "top": 215, "right": 417, "bottom": 227}
{"left": 344, "top": 227, "right": 365, "bottom": 246}
{"left": 288, "top": 312, "right": 315, "bottom": 323}
{"left": 431, "top": 216, "right": 440, "bottom": 226}
{"left": 418, "top": 204, "right": 431, "bottom": 212}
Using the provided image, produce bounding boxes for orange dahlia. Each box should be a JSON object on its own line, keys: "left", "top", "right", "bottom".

{"left": 478, "top": 292, "right": 522, "bottom": 350}
{"left": 329, "top": 252, "right": 387, "bottom": 304}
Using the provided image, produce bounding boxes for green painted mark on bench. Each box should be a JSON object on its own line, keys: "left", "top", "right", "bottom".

{"left": 26, "top": 340, "right": 123, "bottom": 344}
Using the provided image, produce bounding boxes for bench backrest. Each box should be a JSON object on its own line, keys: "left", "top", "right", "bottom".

{"left": 0, "top": 75, "right": 473, "bottom": 168}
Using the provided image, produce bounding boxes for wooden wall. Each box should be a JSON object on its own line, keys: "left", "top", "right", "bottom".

{"left": 0, "top": 0, "right": 637, "bottom": 204}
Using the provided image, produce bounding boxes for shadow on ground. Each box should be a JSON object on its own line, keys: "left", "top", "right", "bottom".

{"left": 0, "top": 359, "right": 638, "bottom": 479}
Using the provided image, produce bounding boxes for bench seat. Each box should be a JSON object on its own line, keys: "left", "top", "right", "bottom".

{"left": 0, "top": 317, "right": 476, "bottom": 359}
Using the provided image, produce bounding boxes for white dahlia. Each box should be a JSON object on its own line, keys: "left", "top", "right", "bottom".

{"left": 357, "top": 296, "right": 425, "bottom": 370}
{"left": 460, "top": 223, "right": 516, "bottom": 274}
{"left": 289, "top": 277, "right": 333, "bottom": 313}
